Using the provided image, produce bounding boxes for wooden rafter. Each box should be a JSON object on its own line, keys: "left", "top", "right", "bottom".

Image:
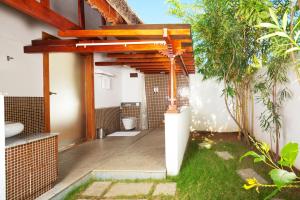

{"left": 40, "top": 0, "right": 49, "bottom": 7}
{"left": 58, "top": 29, "right": 190, "bottom": 38}
{"left": 114, "top": 58, "right": 195, "bottom": 65}
{"left": 24, "top": 44, "right": 166, "bottom": 53}
{"left": 176, "top": 56, "right": 189, "bottom": 76}
{"left": 107, "top": 52, "right": 194, "bottom": 59}
{"left": 100, "top": 24, "right": 191, "bottom": 30}
{"left": 115, "top": 58, "right": 178, "bottom": 63}
{"left": 1, "top": 0, "right": 80, "bottom": 30}
{"left": 24, "top": 25, "right": 195, "bottom": 77}
{"left": 95, "top": 61, "right": 194, "bottom": 66}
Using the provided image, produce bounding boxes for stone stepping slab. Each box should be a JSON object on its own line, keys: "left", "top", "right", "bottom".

{"left": 81, "top": 181, "right": 112, "bottom": 197}
{"left": 237, "top": 168, "right": 268, "bottom": 184}
{"left": 153, "top": 183, "right": 177, "bottom": 196}
{"left": 104, "top": 182, "right": 153, "bottom": 197}
{"left": 215, "top": 151, "right": 234, "bottom": 160}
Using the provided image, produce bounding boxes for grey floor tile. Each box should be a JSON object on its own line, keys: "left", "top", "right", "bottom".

{"left": 237, "top": 168, "right": 268, "bottom": 184}
{"left": 104, "top": 182, "right": 153, "bottom": 197}
{"left": 153, "top": 183, "right": 177, "bottom": 196}
{"left": 82, "top": 181, "right": 112, "bottom": 197}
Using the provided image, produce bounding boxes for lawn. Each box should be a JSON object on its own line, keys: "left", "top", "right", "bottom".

{"left": 172, "top": 138, "right": 300, "bottom": 200}
{"left": 65, "top": 136, "right": 300, "bottom": 200}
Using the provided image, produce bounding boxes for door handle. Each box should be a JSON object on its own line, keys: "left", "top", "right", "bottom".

{"left": 49, "top": 91, "right": 57, "bottom": 95}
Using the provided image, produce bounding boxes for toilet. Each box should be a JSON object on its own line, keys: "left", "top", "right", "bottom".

{"left": 122, "top": 117, "right": 137, "bottom": 130}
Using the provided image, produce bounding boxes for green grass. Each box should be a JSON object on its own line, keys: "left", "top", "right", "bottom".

{"left": 64, "top": 140, "right": 300, "bottom": 200}
{"left": 63, "top": 178, "right": 95, "bottom": 200}
{"left": 171, "top": 140, "right": 300, "bottom": 200}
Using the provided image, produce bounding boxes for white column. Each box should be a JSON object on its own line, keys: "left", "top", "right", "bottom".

{"left": 164, "top": 107, "right": 191, "bottom": 176}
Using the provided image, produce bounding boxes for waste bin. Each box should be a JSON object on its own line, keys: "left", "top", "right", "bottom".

{"left": 96, "top": 128, "right": 106, "bottom": 139}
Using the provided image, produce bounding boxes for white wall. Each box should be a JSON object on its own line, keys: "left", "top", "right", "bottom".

{"left": 0, "top": 4, "right": 56, "bottom": 96}
{"left": 121, "top": 68, "right": 144, "bottom": 103}
{"left": 93, "top": 54, "right": 145, "bottom": 108}
{"left": 94, "top": 54, "right": 122, "bottom": 108}
{"left": 253, "top": 70, "right": 300, "bottom": 169}
{"left": 0, "top": 2, "right": 102, "bottom": 97}
{"left": 0, "top": 95, "right": 5, "bottom": 199}
{"left": 189, "top": 74, "right": 238, "bottom": 132}
{"left": 165, "top": 107, "right": 191, "bottom": 176}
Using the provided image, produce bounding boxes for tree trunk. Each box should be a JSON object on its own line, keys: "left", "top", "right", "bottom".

{"left": 224, "top": 87, "right": 250, "bottom": 144}
{"left": 272, "top": 82, "right": 280, "bottom": 161}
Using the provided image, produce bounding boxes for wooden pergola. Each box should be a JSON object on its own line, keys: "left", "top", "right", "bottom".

{"left": 2, "top": 0, "right": 195, "bottom": 140}
{"left": 24, "top": 24, "right": 195, "bottom": 113}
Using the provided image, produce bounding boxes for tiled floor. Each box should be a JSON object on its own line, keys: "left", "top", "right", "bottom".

{"left": 37, "top": 128, "right": 165, "bottom": 199}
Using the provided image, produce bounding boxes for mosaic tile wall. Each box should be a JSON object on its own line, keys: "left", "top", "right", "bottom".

{"left": 145, "top": 74, "right": 169, "bottom": 129}
{"left": 5, "top": 136, "right": 58, "bottom": 200}
{"left": 177, "top": 75, "right": 190, "bottom": 107}
{"left": 145, "top": 74, "right": 190, "bottom": 129}
{"left": 120, "top": 103, "right": 141, "bottom": 130}
{"left": 95, "top": 107, "right": 120, "bottom": 135}
{"left": 4, "top": 97, "right": 45, "bottom": 135}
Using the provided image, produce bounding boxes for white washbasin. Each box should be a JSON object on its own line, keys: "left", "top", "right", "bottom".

{"left": 5, "top": 122, "right": 24, "bottom": 138}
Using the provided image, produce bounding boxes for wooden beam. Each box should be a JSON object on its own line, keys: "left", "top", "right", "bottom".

{"left": 32, "top": 39, "right": 167, "bottom": 45}
{"left": 115, "top": 57, "right": 194, "bottom": 63}
{"left": 107, "top": 52, "right": 194, "bottom": 59}
{"left": 176, "top": 56, "right": 189, "bottom": 77}
{"left": 116, "top": 58, "right": 172, "bottom": 63}
{"left": 78, "top": 0, "right": 85, "bottom": 29}
{"left": 100, "top": 24, "right": 191, "bottom": 30}
{"left": 108, "top": 53, "right": 165, "bottom": 59}
{"left": 95, "top": 61, "right": 194, "bottom": 66}
{"left": 163, "top": 28, "right": 176, "bottom": 57}
{"left": 1, "top": 0, "right": 80, "bottom": 30}
{"left": 58, "top": 29, "right": 191, "bottom": 38}
{"left": 40, "top": 0, "right": 49, "bottom": 7}
{"left": 84, "top": 54, "right": 96, "bottom": 140}
{"left": 24, "top": 44, "right": 167, "bottom": 53}
{"left": 85, "top": 0, "right": 124, "bottom": 24}
{"left": 95, "top": 61, "right": 168, "bottom": 66}
{"left": 32, "top": 39, "right": 79, "bottom": 46}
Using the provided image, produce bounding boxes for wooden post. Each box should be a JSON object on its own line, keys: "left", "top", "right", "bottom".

{"left": 43, "top": 52, "right": 50, "bottom": 132}
{"left": 42, "top": 32, "right": 52, "bottom": 133}
{"left": 84, "top": 54, "right": 96, "bottom": 140}
{"left": 167, "top": 56, "right": 178, "bottom": 113}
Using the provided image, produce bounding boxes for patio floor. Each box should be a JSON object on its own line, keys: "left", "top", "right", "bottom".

{"left": 37, "top": 128, "right": 166, "bottom": 199}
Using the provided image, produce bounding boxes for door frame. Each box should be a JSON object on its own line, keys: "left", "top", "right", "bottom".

{"left": 42, "top": 32, "right": 96, "bottom": 140}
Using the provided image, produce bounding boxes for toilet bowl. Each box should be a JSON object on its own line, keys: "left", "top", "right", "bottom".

{"left": 122, "top": 117, "right": 137, "bottom": 130}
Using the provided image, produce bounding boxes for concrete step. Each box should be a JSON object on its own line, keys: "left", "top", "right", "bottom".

{"left": 92, "top": 169, "right": 167, "bottom": 180}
